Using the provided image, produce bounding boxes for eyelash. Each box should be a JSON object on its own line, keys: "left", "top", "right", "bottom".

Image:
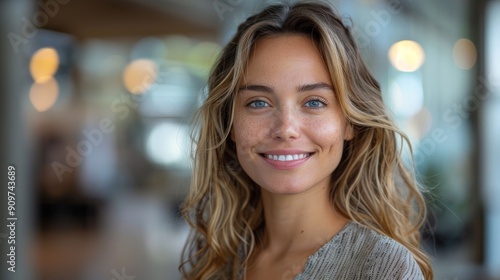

{"left": 245, "top": 97, "right": 328, "bottom": 109}
{"left": 304, "top": 97, "right": 328, "bottom": 108}
{"left": 246, "top": 99, "right": 270, "bottom": 109}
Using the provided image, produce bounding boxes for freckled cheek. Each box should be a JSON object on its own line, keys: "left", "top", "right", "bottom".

{"left": 232, "top": 119, "right": 256, "bottom": 153}
{"left": 310, "top": 122, "right": 345, "bottom": 149}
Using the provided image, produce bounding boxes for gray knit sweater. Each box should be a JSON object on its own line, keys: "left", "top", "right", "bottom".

{"left": 240, "top": 222, "right": 425, "bottom": 279}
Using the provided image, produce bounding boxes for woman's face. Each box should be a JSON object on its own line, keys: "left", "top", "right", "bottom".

{"left": 231, "top": 35, "right": 352, "bottom": 195}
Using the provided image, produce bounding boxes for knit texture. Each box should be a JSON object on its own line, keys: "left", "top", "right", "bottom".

{"left": 240, "top": 221, "right": 424, "bottom": 280}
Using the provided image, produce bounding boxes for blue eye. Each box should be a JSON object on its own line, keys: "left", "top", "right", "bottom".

{"left": 248, "top": 100, "right": 269, "bottom": 108}
{"left": 305, "top": 99, "right": 326, "bottom": 108}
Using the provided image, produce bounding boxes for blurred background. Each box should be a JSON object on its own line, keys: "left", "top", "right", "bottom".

{"left": 0, "top": 0, "right": 499, "bottom": 279}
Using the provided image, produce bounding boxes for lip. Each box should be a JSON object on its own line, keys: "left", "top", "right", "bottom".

{"left": 259, "top": 149, "right": 314, "bottom": 170}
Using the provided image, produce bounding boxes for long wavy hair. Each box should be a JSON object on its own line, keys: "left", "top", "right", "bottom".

{"left": 180, "top": 1, "right": 432, "bottom": 279}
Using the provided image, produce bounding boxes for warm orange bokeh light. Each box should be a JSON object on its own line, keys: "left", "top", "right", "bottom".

{"left": 29, "top": 78, "right": 59, "bottom": 112}
{"left": 30, "top": 48, "right": 59, "bottom": 83}
{"left": 453, "top": 38, "right": 477, "bottom": 69}
{"left": 122, "top": 59, "right": 158, "bottom": 94}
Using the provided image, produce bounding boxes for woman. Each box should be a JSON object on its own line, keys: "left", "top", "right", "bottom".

{"left": 180, "top": 1, "right": 433, "bottom": 279}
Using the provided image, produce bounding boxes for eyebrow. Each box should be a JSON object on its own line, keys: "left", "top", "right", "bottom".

{"left": 238, "top": 82, "right": 333, "bottom": 93}
{"left": 297, "top": 83, "right": 333, "bottom": 92}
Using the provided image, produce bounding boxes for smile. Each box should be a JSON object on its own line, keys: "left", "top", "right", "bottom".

{"left": 259, "top": 152, "right": 313, "bottom": 170}
{"left": 262, "top": 153, "right": 311, "bottom": 161}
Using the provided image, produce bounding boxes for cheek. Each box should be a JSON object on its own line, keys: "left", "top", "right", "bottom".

{"left": 232, "top": 126, "right": 256, "bottom": 172}
{"left": 232, "top": 118, "right": 256, "bottom": 151}
{"left": 313, "top": 120, "right": 345, "bottom": 146}
{"left": 313, "top": 121, "right": 346, "bottom": 170}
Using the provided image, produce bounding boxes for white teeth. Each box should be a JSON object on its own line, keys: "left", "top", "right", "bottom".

{"left": 265, "top": 153, "right": 310, "bottom": 161}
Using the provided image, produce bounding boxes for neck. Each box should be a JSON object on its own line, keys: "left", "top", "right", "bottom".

{"left": 257, "top": 184, "right": 348, "bottom": 256}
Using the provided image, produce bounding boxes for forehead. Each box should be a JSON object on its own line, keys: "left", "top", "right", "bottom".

{"left": 243, "top": 34, "right": 331, "bottom": 84}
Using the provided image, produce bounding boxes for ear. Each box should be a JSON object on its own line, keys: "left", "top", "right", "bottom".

{"left": 344, "top": 122, "right": 354, "bottom": 141}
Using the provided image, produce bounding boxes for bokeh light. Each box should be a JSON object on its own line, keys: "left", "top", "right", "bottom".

{"left": 389, "top": 74, "right": 424, "bottom": 117}
{"left": 122, "top": 59, "right": 158, "bottom": 94}
{"left": 146, "top": 122, "right": 187, "bottom": 166}
{"left": 388, "top": 40, "right": 425, "bottom": 72}
{"left": 30, "top": 47, "right": 60, "bottom": 83}
{"left": 29, "top": 78, "right": 59, "bottom": 112}
{"left": 453, "top": 38, "right": 477, "bottom": 69}
{"left": 405, "top": 107, "right": 433, "bottom": 141}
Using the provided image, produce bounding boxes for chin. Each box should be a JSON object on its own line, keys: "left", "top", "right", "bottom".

{"left": 259, "top": 180, "right": 314, "bottom": 195}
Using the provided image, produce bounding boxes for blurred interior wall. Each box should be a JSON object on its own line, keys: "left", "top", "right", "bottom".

{"left": 484, "top": 0, "right": 500, "bottom": 276}
{"left": 1, "top": 1, "right": 34, "bottom": 279}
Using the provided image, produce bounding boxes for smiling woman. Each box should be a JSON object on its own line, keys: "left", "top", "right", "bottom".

{"left": 179, "top": 1, "right": 433, "bottom": 280}
{"left": 231, "top": 35, "right": 352, "bottom": 195}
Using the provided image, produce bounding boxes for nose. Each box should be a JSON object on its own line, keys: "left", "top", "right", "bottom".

{"left": 270, "top": 107, "right": 301, "bottom": 140}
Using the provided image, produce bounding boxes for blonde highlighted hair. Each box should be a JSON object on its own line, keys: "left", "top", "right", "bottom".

{"left": 180, "top": 2, "right": 433, "bottom": 279}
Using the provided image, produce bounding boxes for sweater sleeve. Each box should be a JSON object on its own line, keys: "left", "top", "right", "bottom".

{"left": 361, "top": 236, "right": 424, "bottom": 280}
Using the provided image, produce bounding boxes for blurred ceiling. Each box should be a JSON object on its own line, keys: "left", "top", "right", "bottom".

{"left": 38, "top": 0, "right": 473, "bottom": 40}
